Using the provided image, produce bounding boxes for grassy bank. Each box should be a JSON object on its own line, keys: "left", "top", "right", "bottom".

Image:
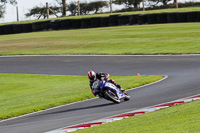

{"left": 1, "top": 7, "right": 200, "bottom": 25}
{"left": 0, "top": 23, "right": 200, "bottom": 55}
{"left": 0, "top": 73, "right": 163, "bottom": 120}
{"left": 76, "top": 99, "right": 200, "bottom": 133}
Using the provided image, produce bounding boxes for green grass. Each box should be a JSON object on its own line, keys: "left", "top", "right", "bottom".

{"left": 76, "top": 99, "right": 200, "bottom": 133}
{"left": 0, "top": 73, "right": 163, "bottom": 120}
{"left": 1, "top": 7, "right": 200, "bottom": 25}
{"left": 0, "top": 22, "right": 200, "bottom": 55}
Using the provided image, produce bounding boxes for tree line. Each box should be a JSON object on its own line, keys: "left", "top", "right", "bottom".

{"left": 0, "top": 0, "right": 192, "bottom": 19}
{"left": 26, "top": 1, "right": 108, "bottom": 18}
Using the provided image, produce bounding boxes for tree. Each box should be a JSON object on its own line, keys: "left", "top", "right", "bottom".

{"left": 25, "top": 6, "right": 61, "bottom": 19}
{"left": 89, "top": 1, "right": 108, "bottom": 14}
{"left": 67, "top": 1, "right": 108, "bottom": 16}
{"left": 67, "top": 2, "right": 77, "bottom": 16}
{"left": 114, "top": 0, "right": 142, "bottom": 9}
{"left": 0, "top": 0, "right": 17, "bottom": 18}
{"left": 0, "top": 8, "right": 4, "bottom": 18}
{"left": 148, "top": 0, "right": 173, "bottom": 6}
{"left": 161, "top": 0, "right": 172, "bottom": 5}
{"left": 80, "top": 2, "right": 93, "bottom": 15}
{"left": 55, "top": 0, "right": 67, "bottom": 16}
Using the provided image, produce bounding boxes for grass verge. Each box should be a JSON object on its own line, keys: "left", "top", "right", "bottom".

{"left": 0, "top": 23, "right": 200, "bottom": 55}
{"left": 0, "top": 73, "right": 163, "bottom": 120}
{"left": 76, "top": 99, "right": 200, "bottom": 133}
{"left": 1, "top": 7, "right": 200, "bottom": 25}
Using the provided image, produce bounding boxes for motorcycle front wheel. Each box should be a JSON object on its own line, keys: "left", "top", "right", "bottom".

{"left": 104, "top": 91, "right": 120, "bottom": 104}
{"left": 124, "top": 92, "right": 130, "bottom": 101}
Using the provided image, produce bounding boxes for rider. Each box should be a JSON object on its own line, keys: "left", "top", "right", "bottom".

{"left": 87, "top": 70, "right": 124, "bottom": 96}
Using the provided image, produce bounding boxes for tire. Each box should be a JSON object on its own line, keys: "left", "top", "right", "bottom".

{"left": 138, "top": 14, "right": 148, "bottom": 25}
{"left": 90, "top": 17, "right": 101, "bottom": 28}
{"left": 32, "top": 22, "right": 43, "bottom": 31}
{"left": 0, "top": 26, "right": 4, "bottom": 35}
{"left": 71, "top": 19, "right": 81, "bottom": 29}
{"left": 147, "top": 13, "right": 158, "bottom": 24}
{"left": 109, "top": 15, "right": 119, "bottom": 26}
{"left": 13, "top": 24, "right": 23, "bottom": 34}
{"left": 3, "top": 24, "right": 14, "bottom": 34}
{"left": 104, "top": 91, "right": 120, "bottom": 103}
{"left": 197, "top": 11, "right": 200, "bottom": 22}
{"left": 81, "top": 18, "right": 91, "bottom": 28}
{"left": 176, "top": 12, "right": 187, "bottom": 23}
{"left": 187, "top": 12, "right": 198, "bottom": 22}
{"left": 118, "top": 15, "right": 130, "bottom": 26}
{"left": 129, "top": 14, "right": 139, "bottom": 25}
{"left": 157, "top": 13, "right": 168, "bottom": 24}
{"left": 60, "top": 19, "right": 72, "bottom": 29}
{"left": 50, "top": 20, "right": 61, "bottom": 30}
{"left": 167, "top": 12, "right": 177, "bottom": 23}
{"left": 41, "top": 20, "right": 51, "bottom": 30}
{"left": 100, "top": 17, "right": 109, "bottom": 27}
{"left": 22, "top": 23, "right": 33, "bottom": 33}
{"left": 124, "top": 92, "right": 130, "bottom": 101}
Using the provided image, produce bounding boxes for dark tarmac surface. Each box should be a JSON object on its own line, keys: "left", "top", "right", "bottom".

{"left": 0, "top": 55, "right": 200, "bottom": 133}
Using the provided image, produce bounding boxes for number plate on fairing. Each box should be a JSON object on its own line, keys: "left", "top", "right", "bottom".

{"left": 104, "top": 82, "right": 117, "bottom": 89}
{"left": 105, "top": 82, "right": 124, "bottom": 99}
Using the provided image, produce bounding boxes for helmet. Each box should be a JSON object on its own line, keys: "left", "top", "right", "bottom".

{"left": 88, "top": 70, "right": 96, "bottom": 80}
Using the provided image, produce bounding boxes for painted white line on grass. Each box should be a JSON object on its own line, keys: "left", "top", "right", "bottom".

{"left": 45, "top": 93, "right": 200, "bottom": 133}
{"left": 0, "top": 75, "right": 168, "bottom": 123}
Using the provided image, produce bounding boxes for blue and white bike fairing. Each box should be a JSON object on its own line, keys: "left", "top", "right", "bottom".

{"left": 92, "top": 80, "right": 130, "bottom": 102}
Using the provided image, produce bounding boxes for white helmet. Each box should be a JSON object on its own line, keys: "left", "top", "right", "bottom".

{"left": 87, "top": 70, "right": 96, "bottom": 80}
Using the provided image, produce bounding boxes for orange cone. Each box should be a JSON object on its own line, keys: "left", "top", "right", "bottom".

{"left": 137, "top": 73, "right": 140, "bottom": 77}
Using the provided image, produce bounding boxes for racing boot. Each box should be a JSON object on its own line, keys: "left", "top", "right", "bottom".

{"left": 98, "top": 93, "right": 103, "bottom": 99}
{"left": 116, "top": 83, "right": 125, "bottom": 93}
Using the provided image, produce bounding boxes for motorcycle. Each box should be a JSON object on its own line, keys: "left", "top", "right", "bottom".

{"left": 92, "top": 80, "right": 130, "bottom": 103}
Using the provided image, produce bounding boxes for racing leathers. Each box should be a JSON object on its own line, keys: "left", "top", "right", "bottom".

{"left": 89, "top": 72, "right": 122, "bottom": 96}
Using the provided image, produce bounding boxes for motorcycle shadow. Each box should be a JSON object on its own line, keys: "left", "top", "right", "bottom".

{"left": 43, "top": 102, "right": 116, "bottom": 116}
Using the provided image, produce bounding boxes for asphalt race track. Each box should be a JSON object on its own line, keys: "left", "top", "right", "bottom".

{"left": 0, "top": 55, "right": 200, "bottom": 133}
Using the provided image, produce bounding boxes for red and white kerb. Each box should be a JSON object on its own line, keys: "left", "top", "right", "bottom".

{"left": 46, "top": 94, "right": 200, "bottom": 133}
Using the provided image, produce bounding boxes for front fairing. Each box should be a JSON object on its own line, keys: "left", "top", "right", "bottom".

{"left": 93, "top": 80, "right": 125, "bottom": 100}
{"left": 104, "top": 82, "right": 125, "bottom": 99}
